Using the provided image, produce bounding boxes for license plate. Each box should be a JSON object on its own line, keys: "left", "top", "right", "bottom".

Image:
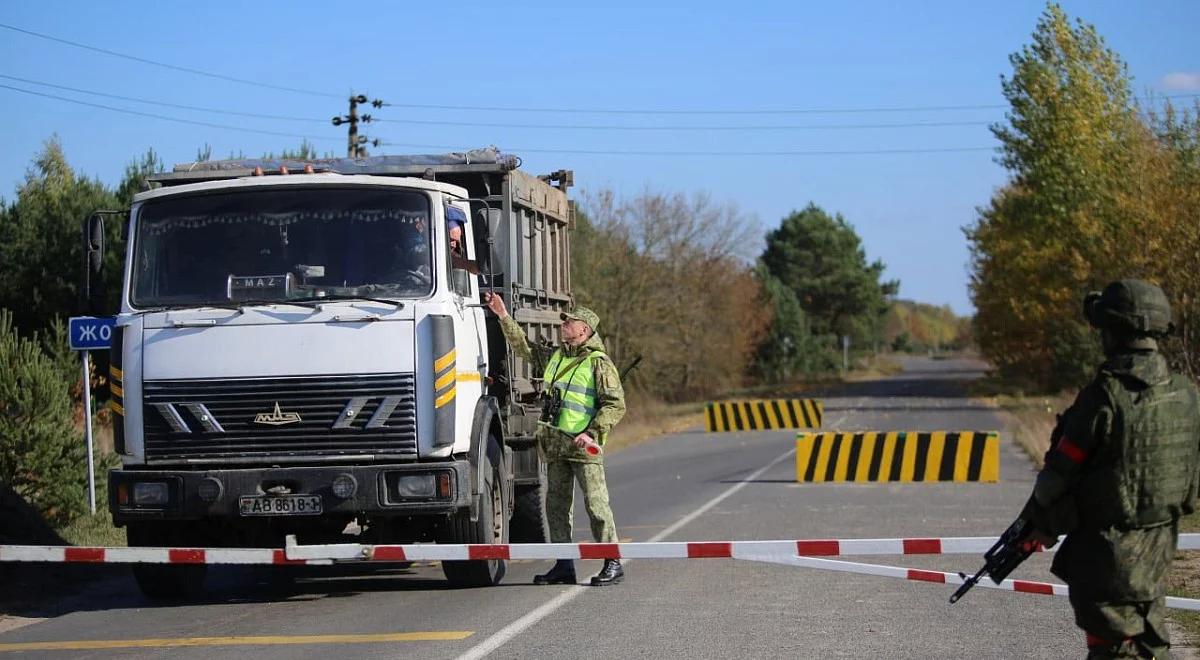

{"left": 238, "top": 494, "right": 322, "bottom": 516}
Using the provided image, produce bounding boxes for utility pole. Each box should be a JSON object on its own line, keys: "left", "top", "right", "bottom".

{"left": 332, "top": 94, "right": 386, "bottom": 158}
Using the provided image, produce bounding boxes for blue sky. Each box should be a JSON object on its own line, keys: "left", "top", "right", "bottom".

{"left": 1, "top": 1, "right": 1197, "bottom": 314}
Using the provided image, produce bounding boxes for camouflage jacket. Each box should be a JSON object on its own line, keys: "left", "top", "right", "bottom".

{"left": 499, "top": 315, "right": 626, "bottom": 462}
{"left": 1028, "top": 351, "right": 1200, "bottom": 600}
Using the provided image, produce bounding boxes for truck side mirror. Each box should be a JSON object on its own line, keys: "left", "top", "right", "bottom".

{"left": 83, "top": 213, "right": 105, "bottom": 314}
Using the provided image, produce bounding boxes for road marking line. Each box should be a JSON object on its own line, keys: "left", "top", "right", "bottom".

{"left": 0, "top": 631, "right": 474, "bottom": 652}
{"left": 455, "top": 445, "right": 799, "bottom": 660}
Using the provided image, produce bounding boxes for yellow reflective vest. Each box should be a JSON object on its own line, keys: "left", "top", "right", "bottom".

{"left": 542, "top": 348, "right": 601, "bottom": 435}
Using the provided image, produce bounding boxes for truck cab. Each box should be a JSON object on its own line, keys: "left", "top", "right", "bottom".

{"left": 93, "top": 149, "right": 573, "bottom": 597}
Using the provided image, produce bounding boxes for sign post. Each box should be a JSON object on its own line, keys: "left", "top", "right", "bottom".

{"left": 68, "top": 316, "right": 116, "bottom": 515}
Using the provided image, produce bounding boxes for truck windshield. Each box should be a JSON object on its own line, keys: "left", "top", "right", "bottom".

{"left": 132, "top": 187, "right": 432, "bottom": 308}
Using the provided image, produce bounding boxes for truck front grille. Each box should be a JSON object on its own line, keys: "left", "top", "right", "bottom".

{"left": 142, "top": 374, "right": 417, "bottom": 464}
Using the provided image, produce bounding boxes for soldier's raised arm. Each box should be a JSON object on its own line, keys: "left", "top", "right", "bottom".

{"left": 486, "top": 292, "right": 554, "bottom": 372}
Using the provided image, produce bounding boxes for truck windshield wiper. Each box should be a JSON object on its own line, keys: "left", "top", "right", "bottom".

{"left": 289, "top": 295, "right": 404, "bottom": 310}
{"left": 233, "top": 299, "right": 319, "bottom": 312}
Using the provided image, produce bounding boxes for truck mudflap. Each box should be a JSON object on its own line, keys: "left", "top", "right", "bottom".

{"left": 107, "top": 461, "right": 472, "bottom": 524}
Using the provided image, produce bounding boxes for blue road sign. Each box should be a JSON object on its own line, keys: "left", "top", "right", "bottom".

{"left": 69, "top": 316, "right": 116, "bottom": 351}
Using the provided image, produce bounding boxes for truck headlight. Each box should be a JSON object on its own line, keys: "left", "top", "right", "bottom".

{"left": 133, "top": 481, "right": 169, "bottom": 505}
{"left": 395, "top": 474, "right": 435, "bottom": 498}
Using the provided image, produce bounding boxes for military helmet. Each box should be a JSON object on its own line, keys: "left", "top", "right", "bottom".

{"left": 1083, "top": 279, "right": 1173, "bottom": 337}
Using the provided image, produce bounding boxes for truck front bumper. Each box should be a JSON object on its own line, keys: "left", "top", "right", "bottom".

{"left": 108, "top": 461, "right": 471, "bottom": 524}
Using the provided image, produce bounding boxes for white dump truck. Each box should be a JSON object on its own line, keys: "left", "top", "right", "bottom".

{"left": 84, "top": 148, "right": 574, "bottom": 597}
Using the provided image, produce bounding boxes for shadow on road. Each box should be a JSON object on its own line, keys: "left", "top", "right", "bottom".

{"left": 1, "top": 563, "right": 531, "bottom": 620}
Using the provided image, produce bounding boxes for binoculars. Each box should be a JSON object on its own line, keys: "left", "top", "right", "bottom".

{"left": 539, "top": 388, "right": 564, "bottom": 424}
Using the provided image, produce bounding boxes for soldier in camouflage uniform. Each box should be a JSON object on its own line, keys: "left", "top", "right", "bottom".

{"left": 1023, "top": 280, "right": 1200, "bottom": 659}
{"left": 485, "top": 293, "right": 627, "bottom": 586}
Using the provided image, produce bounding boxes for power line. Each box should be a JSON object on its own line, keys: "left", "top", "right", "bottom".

{"left": 0, "top": 22, "right": 341, "bottom": 99}
{"left": 0, "top": 82, "right": 996, "bottom": 156}
{"left": 5, "top": 22, "right": 1196, "bottom": 118}
{"left": 0, "top": 83, "right": 341, "bottom": 142}
{"left": 381, "top": 101, "right": 1010, "bottom": 116}
{"left": 9, "top": 68, "right": 1192, "bottom": 135}
{"left": 2, "top": 72, "right": 994, "bottom": 131}
{"left": 373, "top": 141, "right": 997, "bottom": 157}
{"left": 373, "top": 117, "right": 993, "bottom": 131}
{"left": 371, "top": 93, "right": 1200, "bottom": 116}
{"left": 8, "top": 70, "right": 1186, "bottom": 134}
{"left": 0, "top": 74, "right": 327, "bottom": 122}
{"left": 0, "top": 73, "right": 995, "bottom": 131}
{"left": 501, "top": 145, "right": 996, "bottom": 157}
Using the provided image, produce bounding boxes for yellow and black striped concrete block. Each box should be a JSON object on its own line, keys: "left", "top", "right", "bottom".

{"left": 705, "top": 399, "right": 823, "bottom": 432}
{"left": 796, "top": 431, "right": 1000, "bottom": 483}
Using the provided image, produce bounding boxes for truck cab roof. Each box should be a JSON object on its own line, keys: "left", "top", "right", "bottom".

{"left": 145, "top": 147, "right": 522, "bottom": 188}
{"left": 131, "top": 173, "right": 471, "bottom": 205}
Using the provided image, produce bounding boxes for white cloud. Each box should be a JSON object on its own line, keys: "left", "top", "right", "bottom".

{"left": 1162, "top": 72, "right": 1200, "bottom": 91}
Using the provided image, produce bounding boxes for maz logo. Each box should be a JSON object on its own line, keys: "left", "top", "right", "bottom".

{"left": 254, "top": 402, "right": 303, "bottom": 426}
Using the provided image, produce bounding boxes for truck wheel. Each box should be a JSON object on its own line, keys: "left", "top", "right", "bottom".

{"left": 127, "top": 523, "right": 207, "bottom": 600}
{"left": 510, "top": 475, "right": 549, "bottom": 543}
{"left": 442, "top": 441, "right": 509, "bottom": 587}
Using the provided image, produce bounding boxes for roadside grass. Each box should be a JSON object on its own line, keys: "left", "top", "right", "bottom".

{"left": 56, "top": 460, "right": 125, "bottom": 548}
{"left": 983, "top": 389, "right": 1200, "bottom": 645}
{"left": 58, "top": 506, "right": 125, "bottom": 547}
{"left": 605, "top": 394, "right": 706, "bottom": 453}
{"left": 982, "top": 393, "right": 1072, "bottom": 467}
{"left": 844, "top": 353, "right": 905, "bottom": 381}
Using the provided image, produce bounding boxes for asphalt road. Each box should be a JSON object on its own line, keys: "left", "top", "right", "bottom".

{"left": 0, "top": 356, "right": 1091, "bottom": 658}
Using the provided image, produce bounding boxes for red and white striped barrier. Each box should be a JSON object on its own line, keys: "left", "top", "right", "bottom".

{"left": 282, "top": 532, "right": 1200, "bottom": 562}
{"left": 0, "top": 546, "right": 327, "bottom": 566}
{"left": 3, "top": 533, "right": 1199, "bottom": 565}
{"left": 7, "top": 534, "right": 1200, "bottom": 609}
{"left": 280, "top": 536, "right": 1015, "bottom": 563}
{"left": 740, "top": 554, "right": 1200, "bottom": 612}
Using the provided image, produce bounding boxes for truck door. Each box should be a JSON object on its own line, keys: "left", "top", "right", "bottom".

{"left": 448, "top": 202, "right": 486, "bottom": 442}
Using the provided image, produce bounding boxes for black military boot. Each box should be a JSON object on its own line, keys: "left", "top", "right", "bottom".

{"left": 589, "top": 559, "right": 624, "bottom": 586}
{"left": 533, "top": 560, "right": 577, "bottom": 585}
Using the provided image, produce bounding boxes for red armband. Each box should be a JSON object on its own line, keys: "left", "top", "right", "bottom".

{"left": 1056, "top": 436, "right": 1088, "bottom": 464}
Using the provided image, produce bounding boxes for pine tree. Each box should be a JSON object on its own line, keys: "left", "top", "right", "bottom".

{"left": 0, "top": 309, "right": 88, "bottom": 525}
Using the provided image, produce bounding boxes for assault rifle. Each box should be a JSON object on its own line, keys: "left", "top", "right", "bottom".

{"left": 948, "top": 516, "right": 1040, "bottom": 604}
{"left": 620, "top": 355, "right": 643, "bottom": 382}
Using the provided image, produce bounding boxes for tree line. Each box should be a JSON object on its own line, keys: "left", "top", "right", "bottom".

{"left": 967, "top": 3, "right": 1200, "bottom": 391}
{"left": 573, "top": 196, "right": 903, "bottom": 398}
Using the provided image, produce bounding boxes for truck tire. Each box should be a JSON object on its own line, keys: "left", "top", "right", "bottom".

{"left": 441, "top": 440, "right": 509, "bottom": 587}
{"left": 510, "top": 477, "right": 550, "bottom": 543}
{"left": 126, "top": 522, "right": 207, "bottom": 600}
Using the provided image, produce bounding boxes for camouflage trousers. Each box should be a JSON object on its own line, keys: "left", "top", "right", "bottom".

{"left": 545, "top": 459, "right": 618, "bottom": 544}
{"left": 1070, "top": 592, "right": 1171, "bottom": 659}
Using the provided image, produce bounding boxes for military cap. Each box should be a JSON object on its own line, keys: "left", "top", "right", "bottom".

{"left": 561, "top": 306, "right": 600, "bottom": 332}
